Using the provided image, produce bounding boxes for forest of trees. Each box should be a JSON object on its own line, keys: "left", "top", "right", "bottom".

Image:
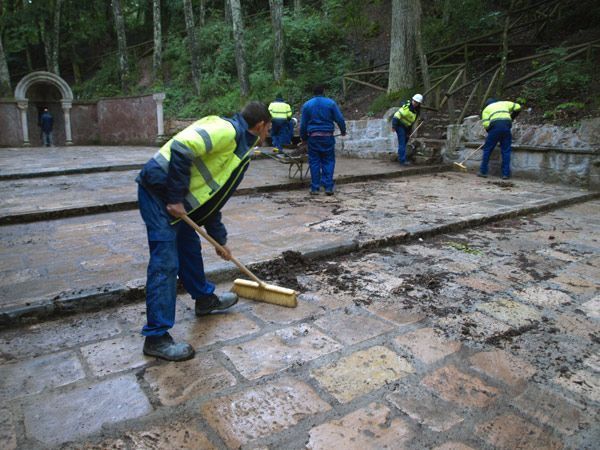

{"left": 1, "top": 0, "right": 599, "bottom": 119}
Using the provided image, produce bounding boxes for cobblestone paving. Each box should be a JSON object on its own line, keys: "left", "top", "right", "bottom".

{"left": 0, "top": 173, "right": 592, "bottom": 316}
{"left": 0, "top": 201, "right": 598, "bottom": 449}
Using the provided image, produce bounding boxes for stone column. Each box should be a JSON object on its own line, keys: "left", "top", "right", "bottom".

{"left": 153, "top": 93, "right": 166, "bottom": 143}
{"left": 17, "top": 101, "right": 30, "bottom": 146}
{"left": 61, "top": 100, "right": 73, "bottom": 145}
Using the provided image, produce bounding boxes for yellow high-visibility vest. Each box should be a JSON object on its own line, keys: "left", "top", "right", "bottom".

{"left": 393, "top": 101, "right": 418, "bottom": 127}
{"left": 481, "top": 101, "right": 521, "bottom": 130}
{"left": 269, "top": 101, "right": 292, "bottom": 120}
{"left": 153, "top": 116, "right": 256, "bottom": 212}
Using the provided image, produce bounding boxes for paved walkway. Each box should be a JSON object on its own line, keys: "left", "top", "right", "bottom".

{"left": 0, "top": 152, "right": 440, "bottom": 224}
{"left": 0, "top": 201, "right": 597, "bottom": 449}
{"left": 0, "top": 169, "right": 596, "bottom": 324}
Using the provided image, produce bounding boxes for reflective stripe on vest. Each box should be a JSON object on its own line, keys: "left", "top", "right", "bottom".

{"left": 269, "top": 102, "right": 292, "bottom": 120}
{"left": 153, "top": 116, "right": 252, "bottom": 213}
{"left": 481, "top": 101, "right": 521, "bottom": 129}
{"left": 393, "top": 102, "right": 417, "bottom": 127}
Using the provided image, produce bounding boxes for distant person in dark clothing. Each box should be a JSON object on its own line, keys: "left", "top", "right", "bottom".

{"left": 300, "top": 85, "right": 346, "bottom": 196}
{"left": 40, "top": 108, "right": 54, "bottom": 147}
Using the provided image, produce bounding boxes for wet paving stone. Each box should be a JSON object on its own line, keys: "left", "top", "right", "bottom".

{"left": 201, "top": 378, "right": 330, "bottom": 449}
{"left": 143, "top": 353, "right": 236, "bottom": 406}
{"left": 476, "top": 298, "right": 542, "bottom": 328}
{"left": 311, "top": 346, "right": 414, "bottom": 403}
{"left": 468, "top": 349, "right": 536, "bottom": 387}
{"left": 432, "top": 443, "right": 476, "bottom": 450}
{"left": 22, "top": 375, "right": 152, "bottom": 446}
{"left": 514, "top": 285, "right": 573, "bottom": 308}
{"left": 221, "top": 324, "right": 342, "bottom": 380}
{"left": 81, "top": 333, "right": 151, "bottom": 377}
{"left": 476, "top": 413, "right": 563, "bottom": 450}
{"left": 169, "top": 312, "right": 262, "bottom": 350}
{"left": 394, "top": 327, "right": 461, "bottom": 365}
{"left": 421, "top": 365, "right": 500, "bottom": 408}
{"left": 313, "top": 308, "right": 395, "bottom": 345}
{"left": 553, "top": 369, "right": 600, "bottom": 403}
{"left": 386, "top": 386, "right": 464, "bottom": 432}
{"left": 511, "top": 385, "right": 591, "bottom": 436}
{"left": 306, "top": 402, "right": 412, "bottom": 450}
{"left": 0, "top": 408, "right": 16, "bottom": 450}
{"left": 0, "top": 351, "right": 85, "bottom": 401}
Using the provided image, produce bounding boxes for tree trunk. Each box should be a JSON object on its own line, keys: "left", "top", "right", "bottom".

{"left": 183, "top": 0, "right": 201, "bottom": 95}
{"left": 153, "top": 0, "right": 162, "bottom": 82}
{"left": 294, "top": 0, "right": 301, "bottom": 16}
{"left": 229, "top": 0, "right": 249, "bottom": 97}
{"left": 39, "top": 0, "right": 63, "bottom": 75}
{"left": 497, "top": 1, "right": 515, "bottom": 95}
{"left": 388, "top": 0, "right": 417, "bottom": 93}
{"left": 415, "top": 0, "right": 430, "bottom": 92}
{"left": 224, "top": 0, "right": 232, "bottom": 25}
{"left": 269, "top": 0, "right": 284, "bottom": 83}
{"left": 442, "top": 0, "right": 451, "bottom": 26}
{"left": 111, "top": 0, "right": 130, "bottom": 93}
{"left": 0, "top": 34, "right": 11, "bottom": 97}
{"left": 49, "top": 0, "right": 62, "bottom": 74}
{"left": 199, "top": 0, "right": 206, "bottom": 26}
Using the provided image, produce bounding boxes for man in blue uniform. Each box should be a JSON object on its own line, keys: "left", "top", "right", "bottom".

{"left": 40, "top": 107, "right": 54, "bottom": 147}
{"left": 391, "top": 94, "right": 422, "bottom": 165}
{"left": 136, "top": 102, "right": 271, "bottom": 361}
{"left": 268, "top": 95, "right": 294, "bottom": 152}
{"left": 300, "top": 85, "right": 346, "bottom": 196}
{"left": 478, "top": 98, "right": 521, "bottom": 180}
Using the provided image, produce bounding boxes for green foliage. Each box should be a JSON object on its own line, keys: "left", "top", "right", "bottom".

{"left": 423, "top": 0, "right": 498, "bottom": 50}
{"left": 368, "top": 88, "right": 416, "bottom": 115}
{"left": 523, "top": 48, "right": 592, "bottom": 108}
{"left": 543, "top": 102, "right": 585, "bottom": 121}
{"left": 445, "top": 241, "right": 483, "bottom": 255}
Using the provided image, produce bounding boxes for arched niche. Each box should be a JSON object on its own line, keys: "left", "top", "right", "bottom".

{"left": 14, "top": 71, "right": 74, "bottom": 146}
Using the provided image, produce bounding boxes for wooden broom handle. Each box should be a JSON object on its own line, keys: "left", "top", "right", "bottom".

{"left": 459, "top": 143, "right": 485, "bottom": 164}
{"left": 180, "top": 215, "right": 265, "bottom": 286}
{"left": 409, "top": 120, "right": 425, "bottom": 138}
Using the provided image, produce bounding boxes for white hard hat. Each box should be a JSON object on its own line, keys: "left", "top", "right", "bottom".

{"left": 412, "top": 93, "right": 423, "bottom": 103}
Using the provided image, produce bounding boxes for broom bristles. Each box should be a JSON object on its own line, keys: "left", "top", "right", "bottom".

{"left": 453, "top": 161, "right": 467, "bottom": 171}
{"left": 231, "top": 279, "right": 297, "bottom": 308}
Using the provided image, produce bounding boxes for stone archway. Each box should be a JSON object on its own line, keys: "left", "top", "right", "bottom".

{"left": 14, "top": 71, "right": 74, "bottom": 146}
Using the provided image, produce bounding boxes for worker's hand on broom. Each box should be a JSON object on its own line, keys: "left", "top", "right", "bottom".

{"left": 166, "top": 202, "right": 187, "bottom": 218}
{"left": 215, "top": 245, "right": 232, "bottom": 261}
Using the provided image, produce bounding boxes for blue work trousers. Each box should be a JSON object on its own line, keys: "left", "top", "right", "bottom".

{"left": 138, "top": 185, "right": 215, "bottom": 337}
{"left": 480, "top": 126, "right": 512, "bottom": 178}
{"left": 271, "top": 119, "right": 292, "bottom": 151}
{"left": 395, "top": 126, "right": 409, "bottom": 164}
{"left": 307, "top": 135, "right": 336, "bottom": 192}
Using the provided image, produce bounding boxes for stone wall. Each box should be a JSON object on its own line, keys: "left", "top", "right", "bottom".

{"left": 337, "top": 117, "right": 397, "bottom": 160}
{"left": 445, "top": 117, "right": 600, "bottom": 189}
{"left": 97, "top": 94, "right": 157, "bottom": 145}
{"left": 0, "top": 101, "right": 21, "bottom": 146}
{"left": 0, "top": 94, "right": 163, "bottom": 147}
{"left": 71, "top": 103, "right": 99, "bottom": 144}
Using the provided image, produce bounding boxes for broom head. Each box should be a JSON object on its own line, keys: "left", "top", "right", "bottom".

{"left": 453, "top": 161, "right": 467, "bottom": 171}
{"left": 232, "top": 278, "right": 297, "bottom": 307}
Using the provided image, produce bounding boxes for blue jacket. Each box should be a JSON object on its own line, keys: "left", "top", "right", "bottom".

{"left": 40, "top": 112, "right": 53, "bottom": 133}
{"left": 300, "top": 96, "right": 346, "bottom": 141}
{"left": 137, "top": 113, "right": 254, "bottom": 244}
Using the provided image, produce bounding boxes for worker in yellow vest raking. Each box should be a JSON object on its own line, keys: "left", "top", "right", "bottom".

{"left": 391, "top": 94, "right": 422, "bottom": 165}
{"left": 268, "top": 94, "right": 294, "bottom": 152}
{"left": 478, "top": 98, "right": 522, "bottom": 180}
{"left": 136, "top": 102, "right": 271, "bottom": 361}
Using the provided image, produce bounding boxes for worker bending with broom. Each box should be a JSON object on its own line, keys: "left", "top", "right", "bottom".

{"left": 392, "top": 93, "right": 422, "bottom": 165}
{"left": 478, "top": 98, "right": 521, "bottom": 180}
{"left": 136, "top": 102, "right": 271, "bottom": 361}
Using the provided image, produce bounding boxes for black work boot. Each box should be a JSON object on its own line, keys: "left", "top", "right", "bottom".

{"left": 195, "top": 292, "right": 239, "bottom": 316}
{"left": 143, "top": 332, "right": 195, "bottom": 361}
